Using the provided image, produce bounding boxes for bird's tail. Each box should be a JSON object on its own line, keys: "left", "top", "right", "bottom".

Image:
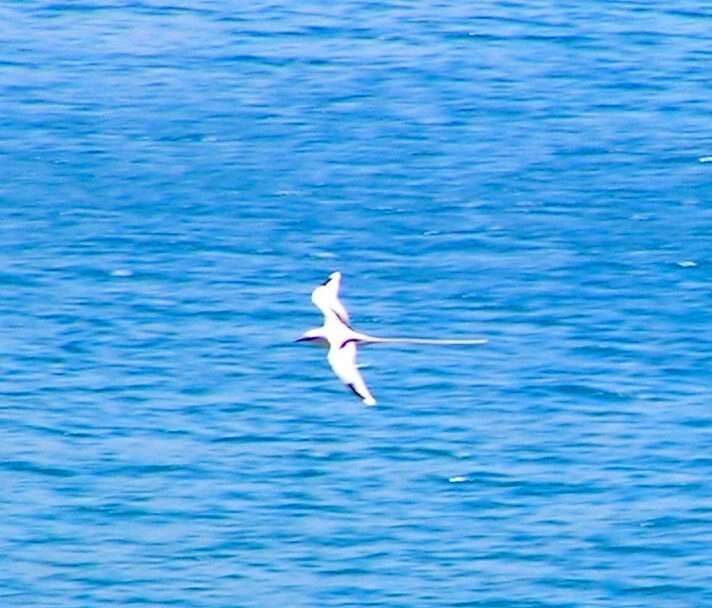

{"left": 353, "top": 332, "right": 487, "bottom": 346}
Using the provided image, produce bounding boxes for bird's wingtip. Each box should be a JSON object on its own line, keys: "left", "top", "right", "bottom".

{"left": 320, "top": 271, "right": 342, "bottom": 286}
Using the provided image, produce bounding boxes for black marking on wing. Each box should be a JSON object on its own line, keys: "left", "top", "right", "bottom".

{"left": 331, "top": 307, "right": 353, "bottom": 329}
{"left": 347, "top": 383, "right": 366, "bottom": 400}
{"left": 340, "top": 338, "right": 358, "bottom": 349}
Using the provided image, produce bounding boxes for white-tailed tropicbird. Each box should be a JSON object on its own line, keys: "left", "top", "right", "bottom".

{"left": 296, "top": 272, "right": 488, "bottom": 405}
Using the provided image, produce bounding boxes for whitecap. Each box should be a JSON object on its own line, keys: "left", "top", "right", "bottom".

{"left": 110, "top": 269, "right": 133, "bottom": 277}
{"left": 676, "top": 260, "right": 697, "bottom": 268}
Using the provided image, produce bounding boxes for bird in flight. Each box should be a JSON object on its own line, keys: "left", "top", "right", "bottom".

{"left": 296, "top": 272, "right": 488, "bottom": 405}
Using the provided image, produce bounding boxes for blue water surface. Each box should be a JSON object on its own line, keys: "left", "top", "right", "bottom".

{"left": 1, "top": 1, "right": 711, "bottom": 606}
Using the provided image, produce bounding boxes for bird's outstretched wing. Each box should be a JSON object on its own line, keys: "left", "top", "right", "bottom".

{"left": 311, "top": 271, "right": 351, "bottom": 325}
{"left": 327, "top": 341, "right": 376, "bottom": 406}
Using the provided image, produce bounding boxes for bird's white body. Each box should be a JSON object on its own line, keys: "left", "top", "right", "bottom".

{"left": 297, "top": 272, "right": 487, "bottom": 405}
{"left": 298, "top": 273, "right": 377, "bottom": 404}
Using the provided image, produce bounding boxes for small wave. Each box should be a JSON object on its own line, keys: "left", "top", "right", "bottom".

{"left": 110, "top": 268, "right": 133, "bottom": 277}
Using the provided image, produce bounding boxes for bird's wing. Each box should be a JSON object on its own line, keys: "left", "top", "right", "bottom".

{"left": 327, "top": 341, "right": 376, "bottom": 405}
{"left": 311, "top": 271, "right": 351, "bottom": 325}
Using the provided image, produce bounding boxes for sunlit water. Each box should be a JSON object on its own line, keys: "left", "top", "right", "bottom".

{"left": 1, "top": 2, "right": 711, "bottom": 606}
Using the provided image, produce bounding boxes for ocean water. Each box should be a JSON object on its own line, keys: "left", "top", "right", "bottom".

{"left": 1, "top": 1, "right": 711, "bottom": 606}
